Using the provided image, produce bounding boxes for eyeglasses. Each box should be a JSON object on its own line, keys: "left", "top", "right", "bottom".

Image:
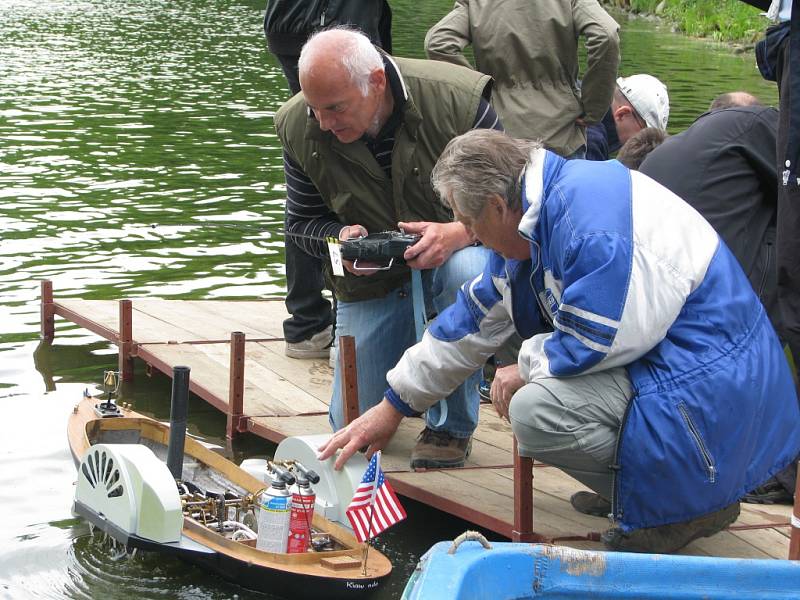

{"left": 631, "top": 109, "right": 647, "bottom": 130}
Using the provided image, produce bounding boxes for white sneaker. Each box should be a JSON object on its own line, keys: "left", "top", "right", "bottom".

{"left": 285, "top": 325, "right": 333, "bottom": 359}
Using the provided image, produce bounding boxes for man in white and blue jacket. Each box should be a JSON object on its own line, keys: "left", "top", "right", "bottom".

{"left": 319, "top": 129, "right": 800, "bottom": 553}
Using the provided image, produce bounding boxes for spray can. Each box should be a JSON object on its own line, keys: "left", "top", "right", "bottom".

{"left": 256, "top": 465, "right": 294, "bottom": 553}
{"left": 286, "top": 462, "right": 320, "bottom": 554}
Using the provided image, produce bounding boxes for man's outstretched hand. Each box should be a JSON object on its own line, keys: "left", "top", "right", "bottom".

{"left": 317, "top": 398, "right": 405, "bottom": 470}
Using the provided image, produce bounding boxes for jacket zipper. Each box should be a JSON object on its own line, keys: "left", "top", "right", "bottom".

{"left": 609, "top": 391, "right": 635, "bottom": 525}
{"left": 528, "top": 240, "right": 554, "bottom": 327}
{"left": 678, "top": 402, "right": 717, "bottom": 483}
{"left": 319, "top": 0, "right": 331, "bottom": 26}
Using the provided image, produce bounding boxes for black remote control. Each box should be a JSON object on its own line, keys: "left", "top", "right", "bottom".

{"left": 340, "top": 231, "right": 420, "bottom": 265}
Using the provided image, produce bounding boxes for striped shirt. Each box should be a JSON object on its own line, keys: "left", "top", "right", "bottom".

{"left": 284, "top": 57, "right": 503, "bottom": 257}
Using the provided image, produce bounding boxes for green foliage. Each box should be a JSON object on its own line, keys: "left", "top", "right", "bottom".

{"left": 611, "top": 0, "right": 767, "bottom": 44}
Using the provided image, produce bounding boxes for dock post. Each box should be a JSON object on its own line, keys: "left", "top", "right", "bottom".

{"left": 118, "top": 299, "right": 134, "bottom": 381}
{"left": 226, "top": 331, "right": 246, "bottom": 440}
{"left": 40, "top": 280, "right": 55, "bottom": 341}
{"left": 339, "top": 335, "right": 360, "bottom": 425}
{"left": 790, "top": 459, "right": 800, "bottom": 559}
{"left": 511, "top": 437, "right": 535, "bottom": 542}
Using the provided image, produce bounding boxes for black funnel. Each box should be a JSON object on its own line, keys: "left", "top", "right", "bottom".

{"left": 166, "top": 365, "right": 190, "bottom": 480}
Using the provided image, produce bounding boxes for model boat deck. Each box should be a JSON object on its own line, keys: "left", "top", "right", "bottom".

{"left": 40, "top": 281, "right": 794, "bottom": 560}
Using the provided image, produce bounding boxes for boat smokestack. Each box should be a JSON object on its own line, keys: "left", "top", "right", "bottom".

{"left": 166, "top": 365, "right": 190, "bottom": 480}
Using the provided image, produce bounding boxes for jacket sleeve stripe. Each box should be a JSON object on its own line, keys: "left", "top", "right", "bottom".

{"left": 555, "top": 310, "right": 616, "bottom": 347}
{"left": 560, "top": 302, "right": 621, "bottom": 329}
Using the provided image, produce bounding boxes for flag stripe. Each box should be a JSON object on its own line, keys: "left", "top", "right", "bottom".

{"left": 345, "top": 452, "right": 406, "bottom": 542}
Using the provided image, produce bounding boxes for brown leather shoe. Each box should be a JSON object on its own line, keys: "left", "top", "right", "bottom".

{"left": 410, "top": 427, "right": 471, "bottom": 469}
{"left": 601, "top": 502, "right": 741, "bottom": 554}
{"left": 570, "top": 491, "right": 612, "bottom": 518}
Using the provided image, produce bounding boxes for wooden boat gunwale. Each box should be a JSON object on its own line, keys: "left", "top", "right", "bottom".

{"left": 68, "top": 394, "right": 392, "bottom": 589}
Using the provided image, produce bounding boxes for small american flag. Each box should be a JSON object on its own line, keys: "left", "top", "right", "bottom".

{"left": 346, "top": 451, "right": 406, "bottom": 542}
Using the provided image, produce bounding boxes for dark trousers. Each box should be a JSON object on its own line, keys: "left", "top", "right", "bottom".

{"left": 777, "top": 39, "right": 800, "bottom": 375}
{"left": 276, "top": 53, "right": 333, "bottom": 342}
{"left": 774, "top": 36, "right": 800, "bottom": 497}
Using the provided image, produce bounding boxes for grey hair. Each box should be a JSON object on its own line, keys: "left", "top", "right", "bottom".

{"left": 431, "top": 129, "right": 541, "bottom": 220}
{"left": 709, "top": 91, "right": 761, "bottom": 112}
{"left": 299, "top": 26, "right": 384, "bottom": 96}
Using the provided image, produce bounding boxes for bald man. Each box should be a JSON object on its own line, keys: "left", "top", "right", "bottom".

{"left": 274, "top": 28, "right": 502, "bottom": 469}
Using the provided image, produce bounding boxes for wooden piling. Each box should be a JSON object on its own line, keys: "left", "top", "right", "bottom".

{"left": 789, "top": 459, "right": 800, "bottom": 559}
{"left": 339, "top": 335, "right": 359, "bottom": 425}
{"left": 118, "top": 299, "right": 133, "bottom": 381}
{"left": 40, "top": 280, "right": 55, "bottom": 341}
{"left": 226, "top": 331, "right": 246, "bottom": 440}
{"left": 511, "top": 437, "right": 535, "bottom": 542}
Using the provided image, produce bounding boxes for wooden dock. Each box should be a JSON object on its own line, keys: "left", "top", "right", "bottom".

{"left": 40, "top": 281, "right": 797, "bottom": 560}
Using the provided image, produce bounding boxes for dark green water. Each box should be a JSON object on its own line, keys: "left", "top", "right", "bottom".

{"left": 0, "top": 1, "right": 777, "bottom": 598}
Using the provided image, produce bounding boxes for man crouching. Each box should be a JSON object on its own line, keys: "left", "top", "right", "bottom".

{"left": 319, "top": 128, "right": 800, "bottom": 554}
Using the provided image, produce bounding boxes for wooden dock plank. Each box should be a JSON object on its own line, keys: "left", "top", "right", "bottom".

{"left": 56, "top": 298, "right": 289, "bottom": 343}
{"left": 133, "top": 299, "right": 286, "bottom": 340}
{"left": 57, "top": 299, "right": 202, "bottom": 342}
{"left": 140, "top": 343, "right": 330, "bottom": 417}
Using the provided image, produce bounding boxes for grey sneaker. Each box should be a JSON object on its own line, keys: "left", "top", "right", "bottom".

{"left": 601, "top": 502, "right": 740, "bottom": 554}
{"left": 410, "top": 427, "right": 472, "bottom": 469}
{"left": 570, "top": 491, "right": 612, "bottom": 518}
{"left": 285, "top": 325, "right": 333, "bottom": 359}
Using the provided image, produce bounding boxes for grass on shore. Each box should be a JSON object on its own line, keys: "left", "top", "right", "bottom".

{"left": 608, "top": 0, "right": 769, "bottom": 44}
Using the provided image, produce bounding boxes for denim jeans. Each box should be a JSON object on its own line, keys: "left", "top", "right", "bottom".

{"left": 329, "top": 245, "right": 490, "bottom": 437}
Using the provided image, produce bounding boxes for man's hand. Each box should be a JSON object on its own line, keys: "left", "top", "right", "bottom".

{"left": 490, "top": 364, "right": 525, "bottom": 420}
{"left": 317, "top": 398, "right": 404, "bottom": 470}
{"left": 398, "top": 221, "right": 472, "bottom": 270}
{"left": 340, "top": 224, "right": 381, "bottom": 276}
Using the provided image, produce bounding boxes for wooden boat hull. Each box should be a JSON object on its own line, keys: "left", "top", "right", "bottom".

{"left": 68, "top": 394, "right": 391, "bottom": 598}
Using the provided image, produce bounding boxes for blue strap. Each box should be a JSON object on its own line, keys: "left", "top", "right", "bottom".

{"left": 411, "top": 269, "right": 426, "bottom": 341}
{"left": 411, "top": 269, "right": 448, "bottom": 427}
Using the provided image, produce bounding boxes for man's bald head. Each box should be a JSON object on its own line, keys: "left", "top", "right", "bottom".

{"left": 295, "top": 27, "right": 390, "bottom": 144}
{"left": 709, "top": 92, "right": 762, "bottom": 112}
{"left": 298, "top": 27, "right": 384, "bottom": 96}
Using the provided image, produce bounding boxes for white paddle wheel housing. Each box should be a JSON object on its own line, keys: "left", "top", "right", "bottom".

{"left": 74, "top": 444, "right": 182, "bottom": 543}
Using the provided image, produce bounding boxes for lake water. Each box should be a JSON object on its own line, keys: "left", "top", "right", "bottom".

{"left": 0, "top": 1, "right": 778, "bottom": 598}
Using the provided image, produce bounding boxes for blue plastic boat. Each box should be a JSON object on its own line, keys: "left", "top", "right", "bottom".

{"left": 402, "top": 532, "right": 800, "bottom": 599}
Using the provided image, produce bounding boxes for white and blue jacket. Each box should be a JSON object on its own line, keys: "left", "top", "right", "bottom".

{"left": 386, "top": 149, "right": 800, "bottom": 531}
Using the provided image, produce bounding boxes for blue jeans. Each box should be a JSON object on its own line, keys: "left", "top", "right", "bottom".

{"left": 329, "top": 245, "right": 490, "bottom": 438}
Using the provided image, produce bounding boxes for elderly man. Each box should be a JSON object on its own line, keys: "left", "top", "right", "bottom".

{"left": 275, "top": 28, "right": 500, "bottom": 469}
{"left": 319, "top": 129, "right": 800, "bottom": 554}
{"left": 586, "top": 74, "right": 669, "bottom": 161}
{"left": 263, "top": 0, "right": 393, "bottom": 361}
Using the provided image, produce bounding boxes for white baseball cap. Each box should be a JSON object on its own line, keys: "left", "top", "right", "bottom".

{"left": 616, "top": 74, "right": 670, "bottom": 131}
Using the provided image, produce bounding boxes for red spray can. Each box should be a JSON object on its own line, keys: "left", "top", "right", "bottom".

{"left": 286, "top": 462, "right": 320, "bottom": 554}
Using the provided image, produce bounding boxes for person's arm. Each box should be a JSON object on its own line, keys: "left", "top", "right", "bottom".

{"left": 378, "top": 0, "right": 393, "bottom": 53}
{"left": 283, "top": 151, "right": 344, "bottom": 257}
{"left": 573, "top": 0, "right": 620, "bottom": 124}
{"left": 519, "top": 215, "right": 695, "bottom": 381}
{"left": 424, "top": 0, "right": 473, "bottom": 69}
{"left": 401, "top": 98, "right": 504, "bottom": 269}
{"left": 386, "top": 252, "right": 519, "bottom": 413}
{"left": 744, "top": 109, "right": 779, "bottom": 202}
